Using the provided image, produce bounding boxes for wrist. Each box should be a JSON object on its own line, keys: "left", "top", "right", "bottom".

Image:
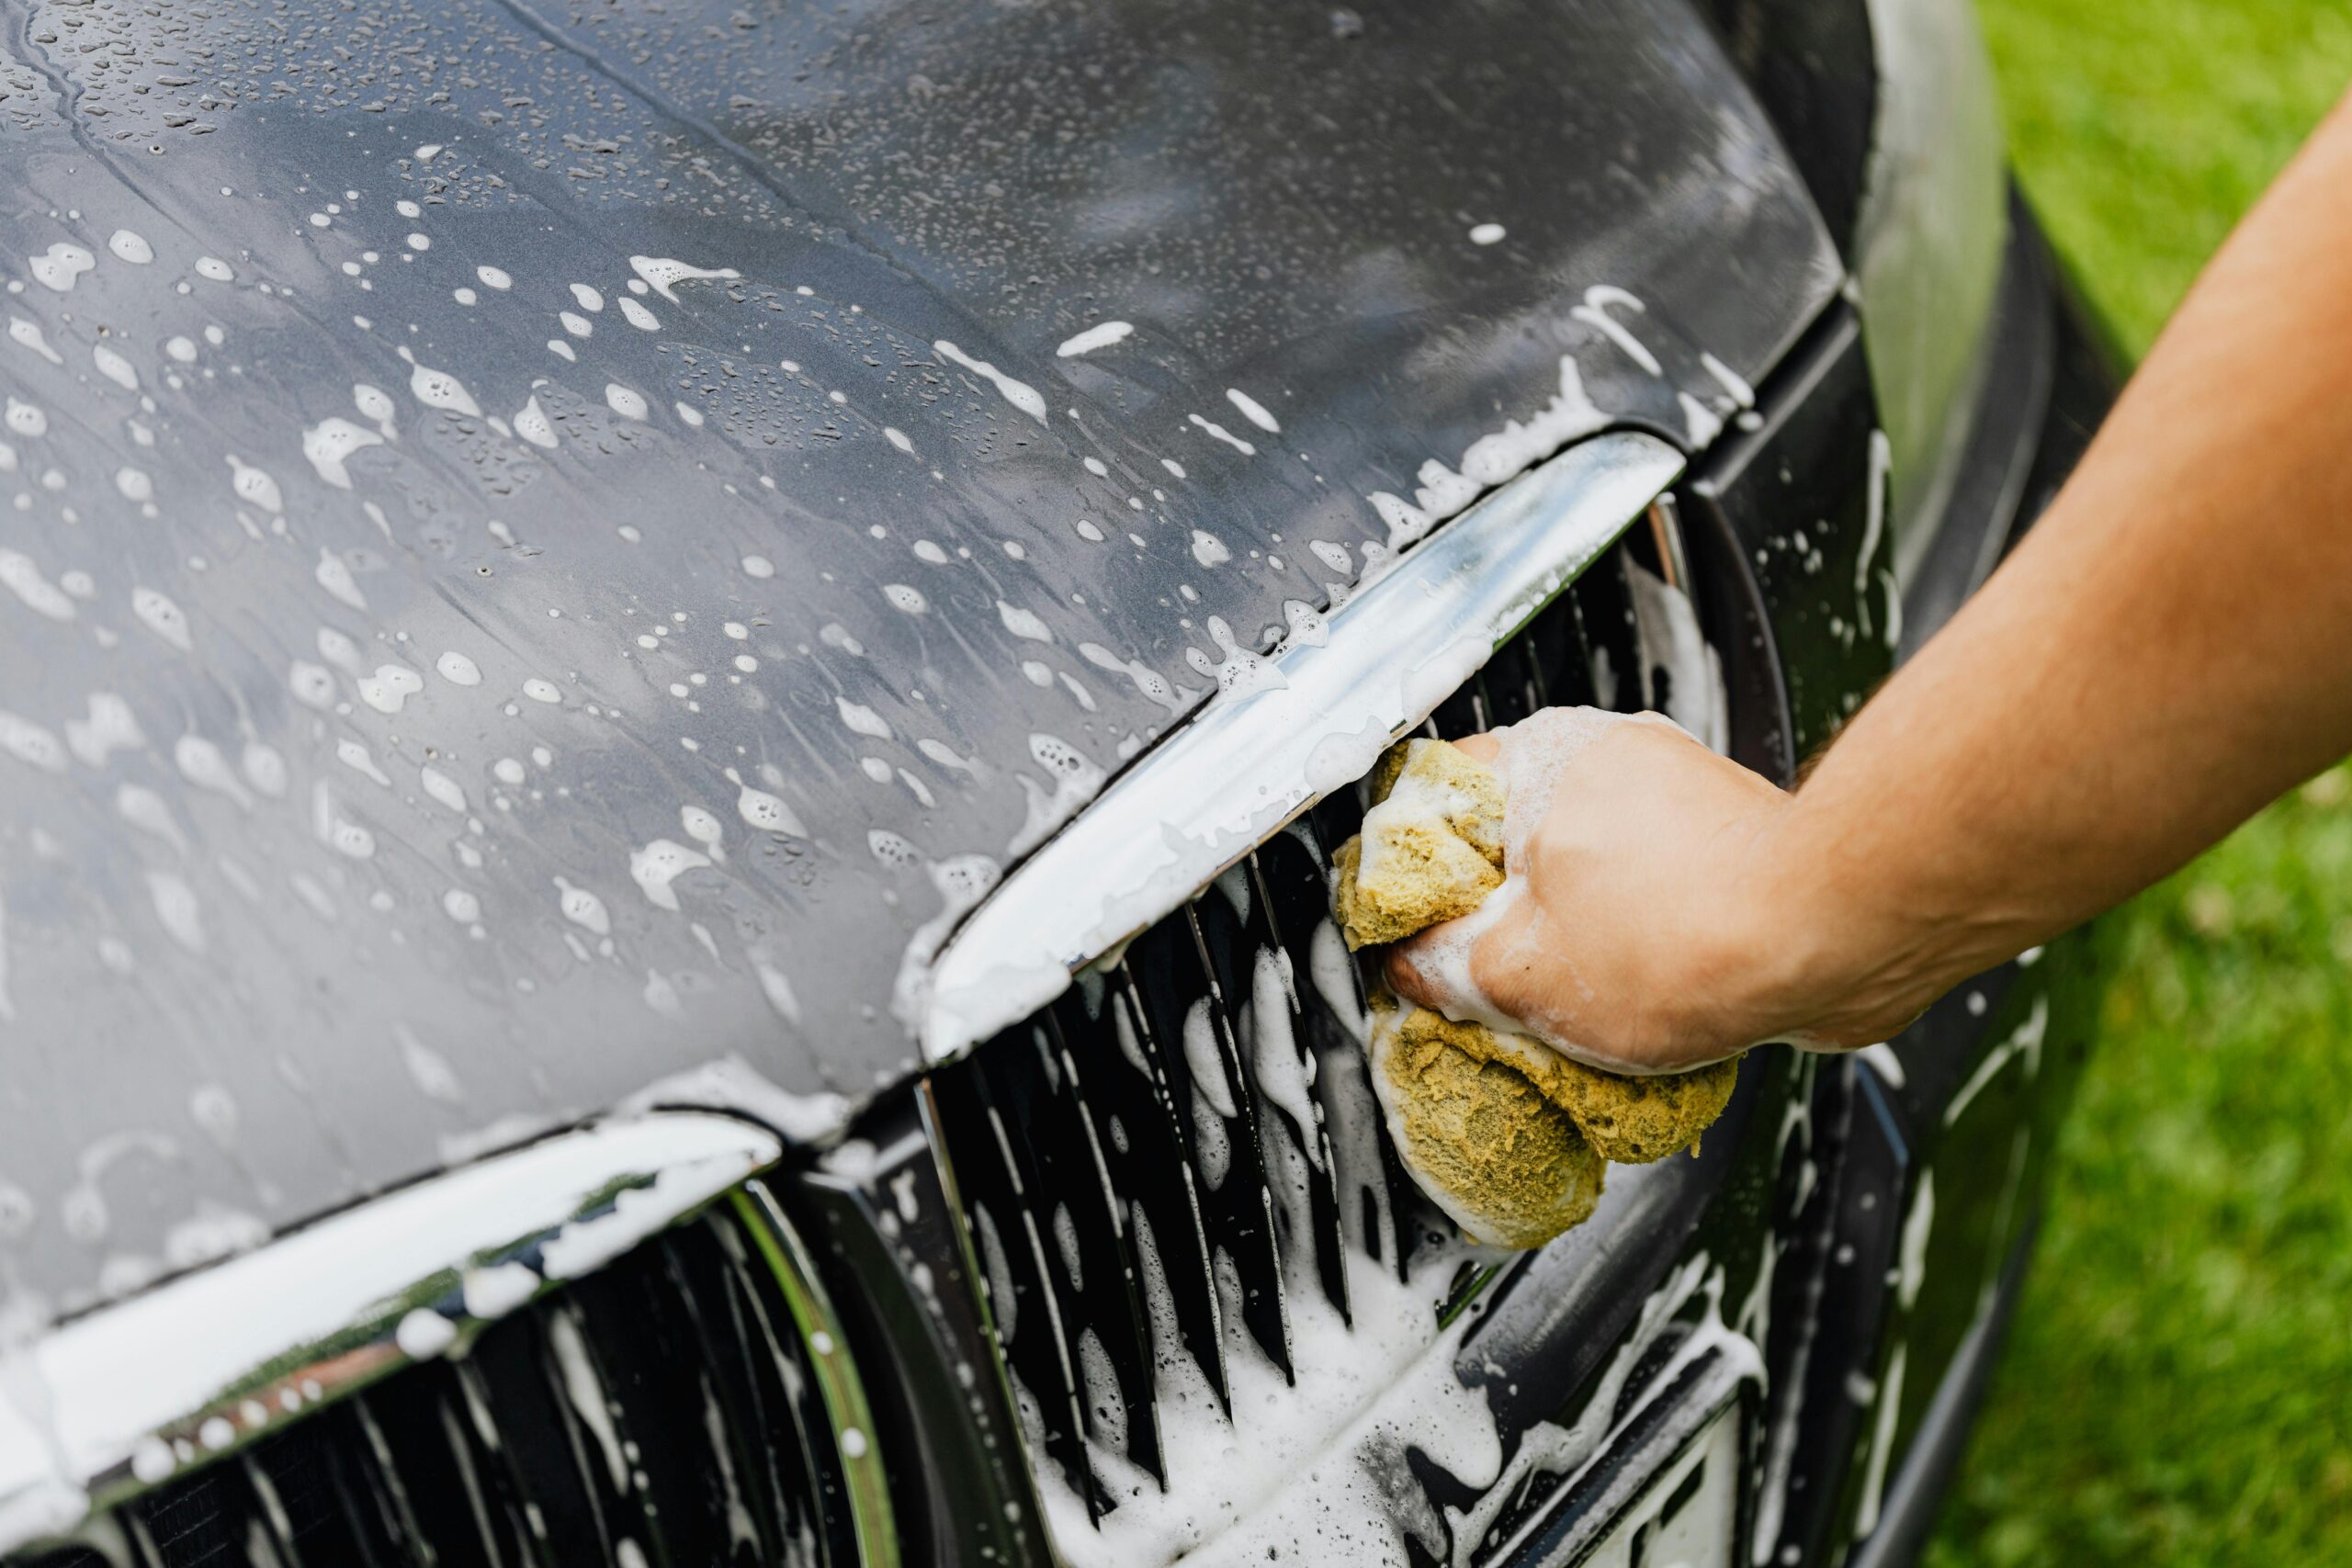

{"left": 1720, "top": 785, "right": 2028, "bottom": 1048}
{"left": 1693, "top": 788, "right": 1919, "bottom": 1050}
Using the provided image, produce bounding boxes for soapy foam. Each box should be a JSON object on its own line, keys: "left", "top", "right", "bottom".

{"left": 1452, "top": 1252, "right": 1763, "bottom": 1565}
{"left": 1035, "top": 1224, "right": 1487, "bottom": 1568}
{"left": 1057, "top": 321, "right": 1133, "bottom": 357}
{"left": 934, "top": 340, "right": 1046, "bottom": 423}
{"left": 1224, "top": 388, "right": 1281, "bottom": 434}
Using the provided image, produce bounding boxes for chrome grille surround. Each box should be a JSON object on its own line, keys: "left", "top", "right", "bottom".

{"left": 0, "top": 1114, "right": 893, "bottom": 1567}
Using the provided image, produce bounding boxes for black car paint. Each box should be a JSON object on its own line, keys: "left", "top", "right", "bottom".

{"left": 1814, "top": 209, "right": 2123, "bottom": 1568}
{"left": 0, "top": 0, "right": 1840, "bottom": 1316}
{"left": 1699, "top": 0, "right": 1880, "bottom": 256}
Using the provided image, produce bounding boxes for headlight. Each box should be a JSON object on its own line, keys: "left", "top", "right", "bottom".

{"left": 1853, "top": 0, "right": 2010, "bottom": 585}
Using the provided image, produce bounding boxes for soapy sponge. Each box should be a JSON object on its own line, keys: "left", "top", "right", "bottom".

{"left": 1452, "top": 1013, "right": 1739, "bottom": 1165}
{"left": 1334, "top": 739, "right": 1506, "bottom": 949}
{"left": 1337, "top": 735, "right": 1741, "bottom": 1247}
{"left": 1367, "top": 998, "right": 1605, "bottom": 1248}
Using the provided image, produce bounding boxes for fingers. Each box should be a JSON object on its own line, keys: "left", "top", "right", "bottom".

{"left": 1448, "top": 731, "right": 1504, "bottom": 765}
{"left": 1382, "top": 930, "right": 1456, "bottom": 1013}
{"left": 1383, "top": 878, "right": 1531, "bottom": 1021}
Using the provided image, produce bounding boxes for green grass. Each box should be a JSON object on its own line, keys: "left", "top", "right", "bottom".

{"left": 1978, "top": 0, "right": 2352, "bottom": 357}
{"left": 1925, "top": 5, "right": 2352, "bottom": 1564}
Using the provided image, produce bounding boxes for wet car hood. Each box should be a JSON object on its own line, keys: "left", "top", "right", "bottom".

{"left": 0, "top": 0, "right": 1838, "bottom": 1317}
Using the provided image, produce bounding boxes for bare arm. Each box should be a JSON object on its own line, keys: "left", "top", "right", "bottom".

{"left": 1390, "top": 90, "right": 2352, "bottom": 1068}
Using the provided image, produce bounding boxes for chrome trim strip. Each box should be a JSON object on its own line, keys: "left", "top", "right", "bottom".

{"left": 0, "top": 1112, "right": 783, "bottom": 1553}
{"left": 1856, "top": 0, "right": 2010, "bottom": 588}
{"left": 733, "top": 1179, "right": 901, "bottom": 1568}
{"left": 920, "top": 431, "right": 1686, "bottom": 1063}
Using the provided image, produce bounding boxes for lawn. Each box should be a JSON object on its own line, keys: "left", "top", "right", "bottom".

{"left": 1923, "top": 3, "right": 2352, "bottom": 1563}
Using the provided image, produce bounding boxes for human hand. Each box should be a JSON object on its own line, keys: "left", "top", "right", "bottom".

{"left": 1382, "top": 709, "right": 1926, "bottom": 1073}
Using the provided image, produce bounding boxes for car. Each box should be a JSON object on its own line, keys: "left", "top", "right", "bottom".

{"left": 0, "top": 0, "right": 2119, "bottom": 1562}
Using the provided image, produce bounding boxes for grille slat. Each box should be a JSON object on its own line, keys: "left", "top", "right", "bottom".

{"left": 662, "top": 1221, "right": 818, "bottom": 1563}
{"left": 1067, "top": 971, "right": 1231, "bottom": 1413}
{"left": 1256, "top": 824, "right": 1419, "bottom": 1282}
{"left": 348, "top": 1397, "right": 433, "bottom": 1566}
{"left": 538, "top": 1298, "right": 669, "bottom": 1556}
{"left": 1124, "top": 914, "right": 1293, "bottom": 1381}
{"left": 237, "top": 1459, "right": 303, "bottom": 1568}
{"left": 1430, "top": 671, "right": 1487, "bottom": 739}
{"left": 436, "top": 1372, "right": 539, "bottom": 1568}
{"left": 1186, "top": 889, "right": 1323, "bottom": 1347}
{"left": 1229, "top": 852, "right": 1353, "bottom": 1322}
{"left": 460, "top": 1318, "right": 616, "bottom": 1566}
{"left": 354, "top": 1381, "right": 514, "bottom": 1568}
{"left": 1477, "top": 635, "right": 1544, "bottom": 728}
{"left": 247, "top": 1416, "right": 408, "bottom": 1568}
{"left": 566, "top": 1255, "right": 749, "bottom": 1566}
{"left": 927, "top": 1061, "right": 1102, "bottom": 1516}
{"left": 1544, "top": 588, "right": 1603, "bottom": 708}
{"left": 1300, "top": 792, "right": 1456, "bottom": 1286}
{"left": 993, "top": 1014, "right": 1168, "bottom": 1486}
{"left": 1577, "top": 551, "right": 1646, "bottom": 711}
{"left": 702, "top": 1213, "right": 854, "bottom": 1565}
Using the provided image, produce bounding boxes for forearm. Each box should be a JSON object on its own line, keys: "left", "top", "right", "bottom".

{"left": 1753, "top": 88, "right": 2352, "bottom": 1037}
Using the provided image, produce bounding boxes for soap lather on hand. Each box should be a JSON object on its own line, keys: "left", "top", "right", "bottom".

{"left": 1334, "top": 724, "right": 1740, "bottom": 1250}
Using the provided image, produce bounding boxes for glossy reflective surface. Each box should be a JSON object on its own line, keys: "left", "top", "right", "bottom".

{"left": 0, "top": 0, "right": 1834, "bottom": 1315}
{"left": 923, "top": 433, "right": 1684, "bottom": 1061}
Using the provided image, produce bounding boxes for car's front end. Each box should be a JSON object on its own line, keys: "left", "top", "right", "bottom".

{"left": 0, "top": 0, "right": 2116, "bottom": 1563}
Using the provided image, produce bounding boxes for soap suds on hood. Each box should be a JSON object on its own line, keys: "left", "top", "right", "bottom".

{"left": 1057, "top": 321, "right": 1134, "bottom": 358}
{"left": 934, "top": 340, "right": 1047, "bottom": 423}
{"left": 1368, "top": 353, "right": 1610, "bottom": 552}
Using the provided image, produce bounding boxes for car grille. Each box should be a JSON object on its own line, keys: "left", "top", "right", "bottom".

{"left": 8, "top": 1201, "right": 858, "bottom": 1568}
{"left": 928, "top": 536, "right": 1663, "bottom": 1530}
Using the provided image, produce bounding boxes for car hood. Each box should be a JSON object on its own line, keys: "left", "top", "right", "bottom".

{"left": 0, "top": 0, "right": 1837, "bottom": 1318}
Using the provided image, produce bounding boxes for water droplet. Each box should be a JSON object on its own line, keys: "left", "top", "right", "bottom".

{"left": 356, "top": 663, "right": 423, "bottom": 715}
{"left": 555, "top": 877, "right": 612, "bottom": 935}
{"left": 131, "top": 587, "right": 192, "bottom": 650}
{"left": 628, "top": 839, "right": 712, "bottom": 911}
{"left": 28, "top": 242, "right": 96, "bottom": 293}
{"left": 410, "top": 363, "right": 481, "bottom": 417}
{"left": 736, "top": 783, "right": 806, "bottom": 837}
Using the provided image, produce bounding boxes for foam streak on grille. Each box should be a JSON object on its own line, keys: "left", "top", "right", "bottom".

{"left": 8, "top": 1207, "right": 854, "bottom": 1568}
{"left": 935, "top": 555, "right": 1649, "bottom": 1524}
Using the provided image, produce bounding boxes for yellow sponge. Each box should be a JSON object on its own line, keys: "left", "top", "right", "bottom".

{"left": 1454, "top": 1016, "right": 1740, "bottom": 1165}
{"left": 1334, "top": 739, "right": 1506, "bottom": 949}
{"left": 1367, "top": 998, "right": 1605, "bottom": 1249}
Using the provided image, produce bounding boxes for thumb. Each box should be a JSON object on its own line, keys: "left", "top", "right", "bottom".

{"left": 1381, "top": 934, "right": 1443, "bottom": 1011}
{"left": 1382, "top": 906, "right": 1488, "bottom": 1016}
